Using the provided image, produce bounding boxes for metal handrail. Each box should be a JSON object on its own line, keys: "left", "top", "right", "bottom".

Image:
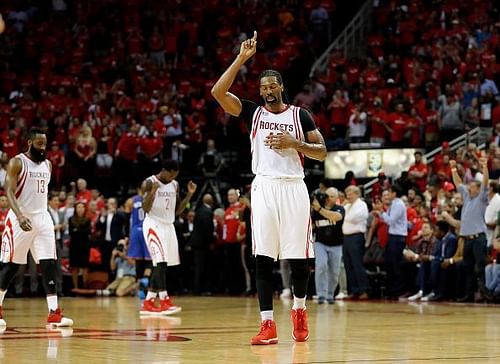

{"left": 363, "top": 128, "right": 482, "bottom": 195}
{"left": 309, "top": 0, "right": 373, "bottom": 77}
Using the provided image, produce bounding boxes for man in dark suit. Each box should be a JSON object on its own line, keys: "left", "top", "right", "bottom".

{"left": 96, "top": 198, "right": 127, "bottom": 272}
{"left": 190, "top": 194, "right": 215, "bottom": 295}
{"left": 421, "top": 220, "right": 458, "bottom": 301}
{"left": 47, "top": 193, "right": 66, "bottom": 295}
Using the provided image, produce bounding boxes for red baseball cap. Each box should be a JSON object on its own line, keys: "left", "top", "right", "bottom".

{"left": 443, "top": 181, "right": 455, "bottom": 192}
{"left": 442, "top": 141, "right": 450, "bottom": 149}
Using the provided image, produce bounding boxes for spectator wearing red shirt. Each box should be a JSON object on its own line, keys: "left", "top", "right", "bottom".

{"left": 327, "top": 90, "right": 348, "bottom": 138}
{"left": 420, "top": 101, "right": 440, "bottom": 147}
{"left": 371, "top": 172, "right": 391, "bottom": 199}
{"left": 1, "top": 129, "right": 19, "bottom": 159}
{"left": 408, "top": 151, "right": 428, "bottom": 193}
{"left": 115, "top": 124, "right": 140, "bottom": 195}
{"left": 127, "top": 28, "right": 144, "bottom": 57}
{"left": 138, "top": 129, "right": 164, "bottom": 180}
{"left": 221, "top": 188, "right": 245, "bottom": 294}
{"left": 406, "top": 207, "right": 423, "bottom": 247}
{"left": 492, "top": 100, "right": 500, "bottom": 129}
{"left": 435, "top": 154, "right": 453, "bottom": 184}
{"left": 387, "top": 103, "right": 408, "bottom": 147}
{"left": 369, "top": 98, "right": 390, "bottom": 145}
{"left": 432, "top": 141, "right": 452, "bottom": 172}
{"left": 47, "top": 141, "right": 65, "bottom": 188}
{"left": 407, "top": 107, "right": 422, "bottom": 147}
{"left": 74, "top": 178, "right": 93, "bottom": 206}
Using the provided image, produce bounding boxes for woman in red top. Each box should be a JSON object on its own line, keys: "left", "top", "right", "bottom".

{"left": 47, "top": 141, "right": 65, "bottom": 188}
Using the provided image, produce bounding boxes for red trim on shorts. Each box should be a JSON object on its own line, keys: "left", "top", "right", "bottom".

{"left": 250, "top": 210, "right": 255, "bottom": 256}
{"left": 2, "top": 218, "right": 14, "bottom": 262}
{"left": 305, "top": 218, "right": 312, "bottom": 258}
{"left": 147, "top": 228, "right": 166, "bottom": 262}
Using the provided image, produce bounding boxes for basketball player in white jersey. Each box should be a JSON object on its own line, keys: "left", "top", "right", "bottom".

{"left": 0, "top": 128, "right": 73, "bottom": 329}
{"left": 212, "top": 31, "right": 327, "bottom": 345}
{"left": 139, "top": 159, "right": 196, "bottom": 315}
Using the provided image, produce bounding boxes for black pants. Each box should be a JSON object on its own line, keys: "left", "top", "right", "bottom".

{"left": 343, "top": 233, "right": 369, "bottom": 295}
{"left": 193, "top": 248, "right": 211, "bottom": 294}
{"left": 463, "top": 234, "right": 487, "bottom": 298}
{"left": 384, "top": 234, "right": 406, "bottom": 297}
{"left": 221, "top": 243, "right": 244, "bottom": 295}
{"left": 101, "top": 241, "right": 115, "bottom": 273}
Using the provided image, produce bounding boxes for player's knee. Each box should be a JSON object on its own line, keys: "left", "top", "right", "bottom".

{"left": 289, "top": 259, "right": 310, "bottom": 280}
{"left": 255, "top": 255, "right": 274, "bottom": 280}
{"left": 0, "top": 262, "right": 20, "bottom": 290}
{"left": 40, "top": 259, "right": 57, "bottom": 294}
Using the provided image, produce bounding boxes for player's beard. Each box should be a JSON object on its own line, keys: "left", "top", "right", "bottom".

{"left": 30, "top": 146, "right": 46, "bottom": 163}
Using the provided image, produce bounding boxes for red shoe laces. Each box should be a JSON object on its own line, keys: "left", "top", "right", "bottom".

{"left": 295, "top": 310, "right": 306, "bottom": 330}
{"left": 259, "top": 320, "right": 272, "bottom": 335}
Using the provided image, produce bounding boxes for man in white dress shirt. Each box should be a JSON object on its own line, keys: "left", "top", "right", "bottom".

{"left": 342, "top": 186, "right": 369, "bottom": 299}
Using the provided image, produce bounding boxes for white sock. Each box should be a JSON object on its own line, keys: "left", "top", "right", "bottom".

{"left": 292, "top": 296, "right": 306, "bottom": 310}
{"left": 0, "top": 290, "right": 6, "bottom": 306}
{"left": 47, "top": 295, "right": 58, "bottom": 311}
{"left": 260, "top": 310, "right": 273, "bottom": 322}
{"left": 146, "top": 291, "right": 157, "bottom": 301}
{"left": 159, "top": 291, "right": 168, "bottom": 300}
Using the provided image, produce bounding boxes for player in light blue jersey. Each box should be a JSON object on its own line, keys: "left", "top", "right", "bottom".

{"left": 126, "top": 184, "right": 152, "bottom": 283}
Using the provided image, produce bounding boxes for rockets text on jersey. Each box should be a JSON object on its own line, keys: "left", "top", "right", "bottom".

{"left": 250, "top": 105, "right": 305, "bottom": 178}
{"left": 146, "top": 175, "right": 178, "bottom": 224}
{"left": 15, "top": 153, "right": 51, "bottom": 214}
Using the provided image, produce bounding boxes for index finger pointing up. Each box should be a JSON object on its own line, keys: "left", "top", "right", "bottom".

{"left": 252, "top": 30, "right": 257, "bottom": 41}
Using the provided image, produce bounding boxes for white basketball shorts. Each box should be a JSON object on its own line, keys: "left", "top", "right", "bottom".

{"left": 142, "top": 216, "right": 180, "bottom": 266}
{"left": 1, "top": 210, "right": 56, "bottom": 264}
{"left": 251, "top": 175, "right": 313, "bottom": 260}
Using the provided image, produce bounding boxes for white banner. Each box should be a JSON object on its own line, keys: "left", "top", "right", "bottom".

{"left": 324, "top": 148, "right": 425, "bottom": 179}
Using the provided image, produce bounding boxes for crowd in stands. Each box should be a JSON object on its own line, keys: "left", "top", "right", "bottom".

{"left": 0, "top": 0, "right": 499, "bottom": 305}
{"left": 0, "top": 0, "right": 337, "bottom": 197}
{"left": 310, "top": 0, "right": 500, "bottom": 149}
{"left": 312, "top": 141, "right": 500, "bottom": 304}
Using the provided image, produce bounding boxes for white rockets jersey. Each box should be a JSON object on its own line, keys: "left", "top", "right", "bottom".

{"left": 250, "top": 105, "right": 306, "bottom": 178}
{"left": 146, "top": 175, "right": 178, "bottom": 224}
{"left": 15, "top": 153, "right": 51, "bottom": 214}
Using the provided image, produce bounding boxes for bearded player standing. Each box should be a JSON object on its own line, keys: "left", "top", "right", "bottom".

{"left": 0, "top": 128, "right": 73, "bottom": 329}
{"left": 211, "top": 31, "right": 326, "bottom": 345}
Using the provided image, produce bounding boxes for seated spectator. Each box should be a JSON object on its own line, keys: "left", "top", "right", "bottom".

{"left": 98, "top": 238, "right": 137, "bottom": 297}
{"left": 421, "top": 221, "right": 458, "bottom": 301}
{"left": 483, "top": 238, "right": 500, "bottom": 300}
{"left": 404, "top": 222, "right": 437, "bottom": 301}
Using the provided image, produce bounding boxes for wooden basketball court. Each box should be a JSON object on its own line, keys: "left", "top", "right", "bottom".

{"left": 0, "top": 296, "right": 499, "bottom": 363}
